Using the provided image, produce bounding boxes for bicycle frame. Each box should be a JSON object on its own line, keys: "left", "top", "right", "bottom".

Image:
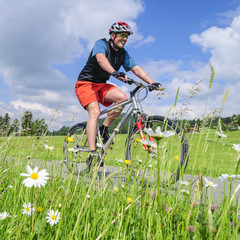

{"left": 97, "top": 92, "right": 142, "bottom": 152}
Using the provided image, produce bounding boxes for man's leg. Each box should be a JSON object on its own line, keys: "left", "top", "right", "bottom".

{"left": 85, "top": 101, "right": 100, "bottom": 151}
{"left": 102, "top": 88, "right": 128, "bottom": 127}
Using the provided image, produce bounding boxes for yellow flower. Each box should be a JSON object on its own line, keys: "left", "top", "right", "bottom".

{"left": 127, "top": 197, "right": 132, "bottom": 204}
{"left": 173, "top": 155, "right": 180, "bottom": 161}
{"left": 67, "top": 137, "right": 74, "bottom": 142}
{"left": 124, "top": 160, "right": 132, "bottom": 165}
{"left": 37, "top": 206, "right": 43, "bottom": 213}
{"left": 135, "top": 139, "right": 140, "bottom": 142}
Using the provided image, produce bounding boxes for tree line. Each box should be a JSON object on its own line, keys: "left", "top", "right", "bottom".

{"left": 0, "top": 111, "right": 239, "bottom": 137}
{"left": 0, "top": 111, "right": 48, "bottom": 136}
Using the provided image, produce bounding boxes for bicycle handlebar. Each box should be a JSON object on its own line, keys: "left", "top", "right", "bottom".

{"left": 127, "top": 78, "right": 161, "bottom": 92}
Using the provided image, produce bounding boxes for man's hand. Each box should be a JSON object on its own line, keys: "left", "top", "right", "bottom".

{"left": 150, "top": 82, "right": 162, "bottom": 91}
{"left": 111, "top": 71, "right": 128, "bottom": 82}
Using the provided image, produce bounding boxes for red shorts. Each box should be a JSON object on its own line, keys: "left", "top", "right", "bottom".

{"left": 75, "top": 81, "right": 116, "bottom": 108}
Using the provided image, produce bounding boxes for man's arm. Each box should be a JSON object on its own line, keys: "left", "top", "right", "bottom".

{"left": 131, "top": 65, "right": 161, "bottom": 89}
{"left": 95, "top": 53, "right": 127, "bottom": 81}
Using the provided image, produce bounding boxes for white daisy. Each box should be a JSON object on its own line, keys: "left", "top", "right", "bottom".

{"left": 180, "top": 180, "right": 190, "bottom": 186}
{"left": 216, "top": 131, "right": 227, "bottom": 138}
{"left": 144, "top": 126, "right": 175, "bottom": 140}
{"left": 203, "top": 177, "right": 218, "bottom": 188}
{"left": 0, "top": 212, "right": 9, "bottom": 220}
{"left": 181, "top": 189, "right": 189, "bottom": 195}
{"left": 219, "top": 174, "right": 237, "bottom": 182}
{"left": 139, "top": 139, "right": 157, "bottom": 148}
{"left": 232, "top": 144, "right": 240, "bottom": 153}
{"left": 68, "top": 148, "right": 78, "bottom": 153}
{"left": 96, "top": 143, "right": 103, "bottom": 148}
{"left": 116, "top": 158, "right": 124, "bottom": 163}
{"left": 46, "top": 210, "right": 60, "bottom": 226}
{"left": 44, "top": 144, "right": 54, "bottom": 151}
{"left": 20, "top": 165, "right": 49, "bottom": 188}
{"left": 22, "top": 202, "right": 35, "bottom": 217}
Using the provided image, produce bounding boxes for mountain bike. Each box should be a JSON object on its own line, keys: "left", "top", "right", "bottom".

{"left": 63, "top": 78, "right": 189, "bottom": 184}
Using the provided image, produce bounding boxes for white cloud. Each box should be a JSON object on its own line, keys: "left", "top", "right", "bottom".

{"left": 0, "top": 0, "right": 148, "bottom": 129}
{"left": 190, "top": 15, "right": 240, "bottom": 81}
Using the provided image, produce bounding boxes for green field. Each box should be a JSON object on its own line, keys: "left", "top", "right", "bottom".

{"left": 1, "top": 129, "right": 240, "bottom": 239}
{"left": 0, "top": 129, "right": 239, "bottom": 177}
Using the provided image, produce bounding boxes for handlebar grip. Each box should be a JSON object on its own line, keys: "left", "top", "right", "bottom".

{"left": 149, "top": 82, "right": 161, "bottom": 91}
{"left": 126, "top": 78, "right": 133, "bottom": 85}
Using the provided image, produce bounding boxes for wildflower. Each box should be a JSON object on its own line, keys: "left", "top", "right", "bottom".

{"left": 44, "top": 144, "right": 54, "bottom": 151}
{"left": 181, "top": 189, "right": 189, "bottom": 195}
{"left": 138, "top": 159, "right": 142, "bottom": 164}
{"left": 66, "top": 137, "right": 74, "bottom": 142}
{"left": 232, "top": 144, "right": 240, "bottom": 153}
{"left": 37, "top": 206, "right": 43, "bottom": 213}
{"left": 195, "top": 201, "right": 200, "bottom": 207}
{"left": 116, "top": 158, "right": 124, "bottom": 163}
{"left": 203, "top": 178, "right": 218, "bottom": 188}
{"left": 124, "top": 160, "right": 132, "bottom": 165}
{"left": 216, "top": 131, "right": 227, "bottom": 138}
{"left": 0, "top": 212, "right": 9, "bottom": 220}
{"left": 68, "top": 148, "right": 77, "bottom": 153}
{"left": 166, "top": 207, "right": 173, "bottom": 213}
{"left": 22, "top": 202, "right": 35, "bottom": 217}
{"left": 87, "top": 195, "right": 91, "bottom": 199}
{"left": 151, "top": 191, "right": 156, "bottom": 198}
{"left": 211, "top": 205, "right": 215, "bottom": 213}
{"left": 96, "top": 143, "right": 103, "bottom": 148}
{"left": 180, "top": 180, "right": 189, "bottom": 187}
{"left": 46, "top": 210, "right": 60, "bottom": 226}
{"left": 219, "top": 174, "right": 237, "bottom": 182}
{"left": 174, "top": 155, "right": 180, "bottom": 162}
{"left": 20, "top": 165, "right": 49, "bottom": 188}
{"left": 113, "top": 186, "right": 119, "bottom": 194}
{"left": 144, "top": 126, "right": 175, "bottom": 140}
{"left": 127, "top": 197, "right": 132, "bottom": 204}
{"left": 139, "top": 139, "right": 157, "bottom": 148}
{"left": 189, "top": 225, "right": 194, "bottom": 232}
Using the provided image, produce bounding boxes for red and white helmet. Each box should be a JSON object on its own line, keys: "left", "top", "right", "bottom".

{"left": 109, "top": 22, "right": 133, "bottom": 35}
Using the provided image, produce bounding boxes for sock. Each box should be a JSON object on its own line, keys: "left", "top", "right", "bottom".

{"left": 102, "top": 125, "right": 108, "bottom": 133}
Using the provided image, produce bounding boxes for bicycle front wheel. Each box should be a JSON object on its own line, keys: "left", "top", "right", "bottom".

{"left": 126, "top": 115, "right": 188, "bottom": 184}
{"left": 63, "top": 123, "right": 102, "bottom": 173}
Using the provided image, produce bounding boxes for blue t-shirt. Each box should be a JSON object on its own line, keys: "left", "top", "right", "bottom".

{"left": 92, "top": 39, "right": 136, "bottom": 71}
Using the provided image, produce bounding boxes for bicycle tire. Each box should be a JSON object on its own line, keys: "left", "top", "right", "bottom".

{"left": 125, "top": 115, "right": 189, "bottom": 184}
{"left": 63, "top": 123, "right": 102, "bottom": 173}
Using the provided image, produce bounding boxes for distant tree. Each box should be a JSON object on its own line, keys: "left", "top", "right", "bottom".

{"left": 31, "top": 119, "right": 48, "bottom": 136}
{"left": 58, "top": 126, "right": 69, "bottom": 136}
{"left": 0, "top": 113, "right": 11, "bottom": 136}
{"left": 7, "top": 119, "right": 20, "bottom": 136}
{"left": 21, "top": 111, "right": 33, "bottom": 135}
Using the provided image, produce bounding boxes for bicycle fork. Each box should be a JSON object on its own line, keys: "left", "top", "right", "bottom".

{"left": 136, "top": 115, "right": 155, "bottom": 152}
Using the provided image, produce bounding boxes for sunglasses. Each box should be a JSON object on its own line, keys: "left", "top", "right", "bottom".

{"left": 119, "top": 33, "right": 129, "bottom": 39}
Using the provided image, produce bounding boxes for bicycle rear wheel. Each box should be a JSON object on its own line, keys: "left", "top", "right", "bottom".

{"left": 63, "top": 123, "right": 102, "bottom": 173}
{"left": 126, "top": 115, "right": 188, "bottom": 184}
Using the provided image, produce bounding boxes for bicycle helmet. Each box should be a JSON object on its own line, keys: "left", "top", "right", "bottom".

{"left": 109, "top": 22, "right": 133, "bottom": 35}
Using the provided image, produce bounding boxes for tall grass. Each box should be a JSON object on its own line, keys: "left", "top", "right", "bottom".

{"left": 1, "top": 66, "right": 240, "bottom": 239}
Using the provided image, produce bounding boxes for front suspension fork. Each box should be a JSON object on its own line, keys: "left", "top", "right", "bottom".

{"left": 136, "top": 115, "right": 155, "bottom": 151}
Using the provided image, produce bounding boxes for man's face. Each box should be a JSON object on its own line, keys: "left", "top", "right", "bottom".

{"left": 112, "top": 33, "right": 129, "bottom": 49}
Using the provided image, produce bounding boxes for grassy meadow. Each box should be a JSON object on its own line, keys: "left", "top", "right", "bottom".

{"left": 0, "top": 128, "right": 239, "bottom": 177}
{"left": 0, "top": 126, "right": 240, "bottom": 239}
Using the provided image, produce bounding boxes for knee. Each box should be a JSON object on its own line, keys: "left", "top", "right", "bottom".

{"left": 89, "top": 109, "right": 100, "bottom": 121}
{"left": 118, "top": 93, "right": 128, "bottom": 103}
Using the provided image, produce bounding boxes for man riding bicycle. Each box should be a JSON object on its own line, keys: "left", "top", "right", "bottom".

{"left": 75, "top": 22, "right": 161, "bottom": 164}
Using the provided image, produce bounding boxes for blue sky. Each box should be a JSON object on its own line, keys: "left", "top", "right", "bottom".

{"left": 0, "top": 0, "right": 239, "bottom": 130}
